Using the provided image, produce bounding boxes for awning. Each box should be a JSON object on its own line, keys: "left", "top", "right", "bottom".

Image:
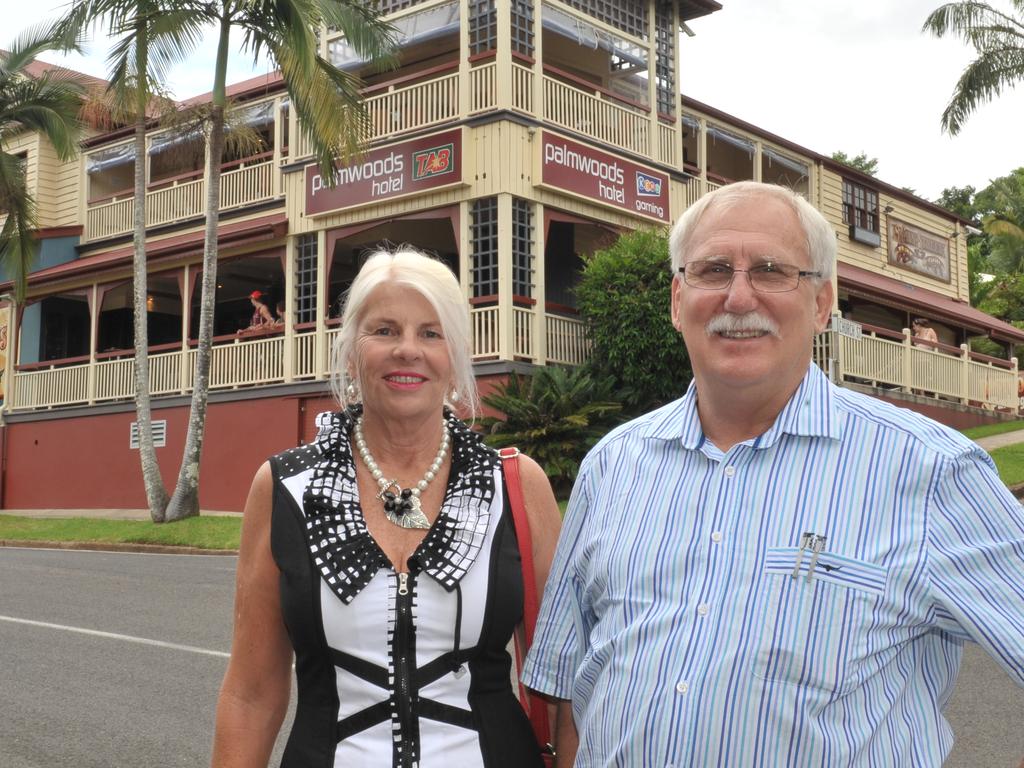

{"left": 330, "top": 0, "right": 459, "bottom": 70}
{"left": 542, "top": 3, "right": 648, "bottom": 69}
{"left": 837, "top": 261, "right": 1024, "bottom": 344}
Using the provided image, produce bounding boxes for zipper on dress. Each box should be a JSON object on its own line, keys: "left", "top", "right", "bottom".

{"left": 394, "top": 569, "right": 417, "bottom": 767}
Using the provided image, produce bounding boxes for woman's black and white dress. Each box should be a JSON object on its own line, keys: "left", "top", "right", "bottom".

{"left": 268, "top": 408, "right": 543, "bottom": 768}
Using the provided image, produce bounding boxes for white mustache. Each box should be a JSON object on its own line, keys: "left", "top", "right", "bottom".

{"left": 705, "top": 312, "right": 780, "bottom": 337}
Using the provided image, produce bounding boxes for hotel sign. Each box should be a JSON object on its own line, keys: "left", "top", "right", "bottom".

{"left": 305, "top": 128, "right": 462, "bottom": 215}
{"left": 538, "top": 131, "right": 670, "bottom": 223}
{"left": 887, "top": 218, "right": 950, "bottom": 282}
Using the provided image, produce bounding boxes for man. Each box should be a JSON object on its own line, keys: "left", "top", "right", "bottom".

{"left": 522, "top": 181, "right": 1024, "bottom": 766}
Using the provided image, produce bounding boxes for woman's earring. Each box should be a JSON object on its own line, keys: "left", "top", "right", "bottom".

{"left": 346, "top": 381, "right": 359, "bottom": 401}
{"left": 449, "top": 388, "right": 460, "bottom": 403}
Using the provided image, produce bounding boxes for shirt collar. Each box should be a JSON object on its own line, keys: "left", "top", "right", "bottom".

{"left": 644, "top": 363, "right": 842, "bottom": 450}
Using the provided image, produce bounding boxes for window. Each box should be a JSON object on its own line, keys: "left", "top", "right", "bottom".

{"left": 471, "top": 198, "right": 499, "bottom": 298}
{"left": 563, "top": 0, "right": 647, "bottom": 39}
{"left": 511, "top": 0, "right": 535, "bottom": 57}
{"left": 655, "top": 4, "right": 675, "bottom": 116}
{"left": 296, "top": 234, "right": 318, "bottom": 324}
{"left": 842, "top": 179, "right": 881, "bottom": 246}
{"left": 512, "top": 198, "right": 534, "bottom": 298}
{"left": 470, "top": 0, "right": 497, "bottom": 54}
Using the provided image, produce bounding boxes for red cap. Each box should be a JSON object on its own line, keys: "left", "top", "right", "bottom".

{"left": 250, "top": 290, "right": 263, "bottom": 300}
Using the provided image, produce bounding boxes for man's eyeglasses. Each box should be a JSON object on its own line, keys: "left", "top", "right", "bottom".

{"left": 679, "top": 260, "right": 822, "bottom": 293}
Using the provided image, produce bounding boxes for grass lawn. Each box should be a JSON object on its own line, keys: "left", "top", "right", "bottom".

{"left": 960, "top": 420, "right": 1024, "bottom": 440}
{"left": 0, "top": 515, "right": 241, "bottom": 550}
{"left": 987, "top": 443, "right": 1024, "bottom": 488}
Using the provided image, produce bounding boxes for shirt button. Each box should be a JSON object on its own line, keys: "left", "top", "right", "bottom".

{"left": 676, "top": 681, "right": 689, "bottom": 694}
{"left": 697, "top": 603, "right": 709, "bottom": 616}
{"left": 724, "top": 465, "right": 736, "bottom": 477}
{"left": 711, "top": 531, "right": 723, "bottom": 543}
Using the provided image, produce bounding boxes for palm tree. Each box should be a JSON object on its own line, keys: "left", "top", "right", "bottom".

{"left": 1, "top": 26, "right": 84, "bottom": 300}
{"left": 161, "top": 1, "right": 395, "bottom": 521}
{"left": 922, "top": 1, "right": 1024, "bottom": 135}
{"left": 481, "top": 367, "right": 624, "bottom": 498}
{"left": 58, "top": 0, "right": 204, "bottom": 522}
{"left": 62, "top": 1, "right": 393, "bottom": 521}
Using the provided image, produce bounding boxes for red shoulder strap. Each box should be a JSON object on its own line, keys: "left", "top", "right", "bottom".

{"left": 499, "top": 447, "right": 553, "bottom": 759}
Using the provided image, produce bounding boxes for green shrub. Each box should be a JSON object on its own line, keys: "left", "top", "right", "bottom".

{"left": 481, "top": 366, "right": 623, "bottom": 497}
{"left": 575, "top": 228, "right": 691, "bottom": 412}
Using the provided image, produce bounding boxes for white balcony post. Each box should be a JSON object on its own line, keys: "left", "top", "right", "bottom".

{"left": 533, "top": 0, "right": 544, "bottom": 122}
{"left": 87, "top": 284, "right": 99, "bottom": 404}
{"left": 283, "top": 235, "right": 296, "bottom": 383}
{"left": 495, "top": 0, "right": 513, "bottom": 111}
{"left": 960, "top": 343, "right": 970, "bottom": 405}
{"left": 0, "top": 296, "right": 16, "bottom": 417}
{"left": 647, "top": 1, "right": 659, "bottom": 164}
{"left": 902, "top": 327, "right": 913, "bottom": 394}
{"left": 272, "top": 97, "right": 284, "bottom": 197}
{"left": 458, "top": 0, "right": 470, "bottom": 119}
{"left": 180, "top": 264, "right": 192, "bottom": 393}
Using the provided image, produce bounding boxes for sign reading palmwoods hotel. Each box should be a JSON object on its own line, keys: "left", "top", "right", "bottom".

{"left": 538, "top": 131, "right": 670, "bottom": 223}
{"left": 305, "top": 128, "right": 463, "bottom": 215}
{"left": 888, "top": 218, "right": 950, "bottom": 282}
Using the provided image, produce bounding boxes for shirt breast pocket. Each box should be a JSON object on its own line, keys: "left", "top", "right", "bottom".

{"left": 752, "top": 546, "right": 889, "bottom": 694}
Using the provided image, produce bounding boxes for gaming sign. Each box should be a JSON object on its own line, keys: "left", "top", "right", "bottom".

{"left": 305, "top": 128, "right": 463, "bottom": 215}
{"left": 537, "top": 131, "right": 670, "bottom": 223}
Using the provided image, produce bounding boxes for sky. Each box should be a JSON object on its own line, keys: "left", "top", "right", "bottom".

{"left": 9, "top": 0, "right": 1023, "bottom": 203}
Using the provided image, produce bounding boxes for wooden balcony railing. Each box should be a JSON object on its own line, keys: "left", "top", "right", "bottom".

{"left": 362, "top": 69, "right": 460, "bottom": 141}
{"left": 815, "top": 316, "right": 1020, "bottom": 411}
{"left": 542, "top": 67, "right": 650, "bottom": 157}
{"left": 546, "top": 314, "right": 589, "bottom": 365}
{"left": 83, "top": 159, "right": 277, "bottom": 242}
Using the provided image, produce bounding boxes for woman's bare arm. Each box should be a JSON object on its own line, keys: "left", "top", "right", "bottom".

{"left": 210, "top": 462, "right": 293, "bottom": 768}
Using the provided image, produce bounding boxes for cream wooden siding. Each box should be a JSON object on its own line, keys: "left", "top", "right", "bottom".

{"left": 33, "top": 138, "right": 82, "bottom": 228}
{"left": 818, "top": 169, "right": 968, "bottom": 302}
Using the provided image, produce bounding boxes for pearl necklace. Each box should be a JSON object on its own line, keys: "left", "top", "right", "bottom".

{"left": 353, "top": 416, "right": 450, "bottom": 530}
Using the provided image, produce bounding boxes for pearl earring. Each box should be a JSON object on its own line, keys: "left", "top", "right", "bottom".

{"left": 346, "top": 381, "right": 359, "bottom": 401}
{"left": 449, "top": 389, "right": 460, "bottom": 403}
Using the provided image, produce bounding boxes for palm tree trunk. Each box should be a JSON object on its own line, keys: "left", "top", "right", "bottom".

{"left": 165, "top": 21, "right": 231, "bottom": 522}
{"left": 132, "top": 34, "right": 170, "bottom": 522}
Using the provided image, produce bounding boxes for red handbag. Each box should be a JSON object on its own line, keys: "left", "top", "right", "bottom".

{"left": 499, "top": 447, "right": 555, "bottom": 766}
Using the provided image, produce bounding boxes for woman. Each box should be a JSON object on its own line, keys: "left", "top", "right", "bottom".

{"left": 248, "top": 290, "right": 275, "bottom": 328}
{"left": 211, "top": 248, "right": 564, "bottom": 767}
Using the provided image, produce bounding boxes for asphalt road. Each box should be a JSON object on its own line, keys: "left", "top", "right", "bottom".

{"left": 0, "top": 547, "right": 293, "bottom": 768}
{"left": 0, "top": 547, "right": 1021, "bottom": 767}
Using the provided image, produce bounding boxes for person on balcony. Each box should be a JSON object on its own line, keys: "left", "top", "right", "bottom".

{"left": 211, "top": 248, "right": 564, "bottom": 768}
{"left": 912, "top": 317, "right": 939, "bottom": 346}
{"left": 522, "top": 181, "right": 1024, "bottom": 767}
{"left": 245, "top": 290, "right": 275, "bottom": 330}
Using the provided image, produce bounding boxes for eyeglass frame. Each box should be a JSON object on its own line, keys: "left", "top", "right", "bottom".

{"left": 677, "top": 260, "right": 823, "bottom": 293}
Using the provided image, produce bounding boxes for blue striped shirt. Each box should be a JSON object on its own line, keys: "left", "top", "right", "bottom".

{"left": 521, "top": 364, "right": 1024, "bottom": 766}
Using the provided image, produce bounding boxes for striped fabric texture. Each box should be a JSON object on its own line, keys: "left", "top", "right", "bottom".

{"left": 522, "top": 364, "right": 1024, "bottom": 767}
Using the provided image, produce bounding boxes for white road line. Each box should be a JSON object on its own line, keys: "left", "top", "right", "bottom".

{"left": 0, "top": 614, "right": 230, "bottom": 658}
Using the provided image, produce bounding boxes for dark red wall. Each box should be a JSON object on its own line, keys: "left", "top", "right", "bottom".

{"left": 3, "top": 393, "right": 337, "bottom": 512}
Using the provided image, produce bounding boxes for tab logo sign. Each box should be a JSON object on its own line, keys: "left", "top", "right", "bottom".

{"left": 306, "top": 128, "right": 462, "bottom": 215}
{"left": 539, "top": 132, "right": 670, "bottom": 223}
{"left": 413, "top": 143, "right": 455, "bottom": 180}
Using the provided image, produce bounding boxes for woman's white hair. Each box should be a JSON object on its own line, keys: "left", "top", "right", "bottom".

{"left": 330, "top": 247, "right": 478, "bottom": 417}
{"left": 668, "top": 181, "right": 836, "bottom": 282}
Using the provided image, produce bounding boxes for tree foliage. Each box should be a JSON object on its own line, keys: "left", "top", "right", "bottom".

{"left": 922, "top": 1, "right": 1024, "bottom": 135}
{"left": 0, "top": 26, "right": 84, "bottom": 299}
{"left": 575, "top": 228, "right": 691, "bottom": 412}
{"left": 480, "top": 366, "right": 623, "bottom": 497}
{"left": 830, "top": 151, "right": 879, "bottom": 177}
